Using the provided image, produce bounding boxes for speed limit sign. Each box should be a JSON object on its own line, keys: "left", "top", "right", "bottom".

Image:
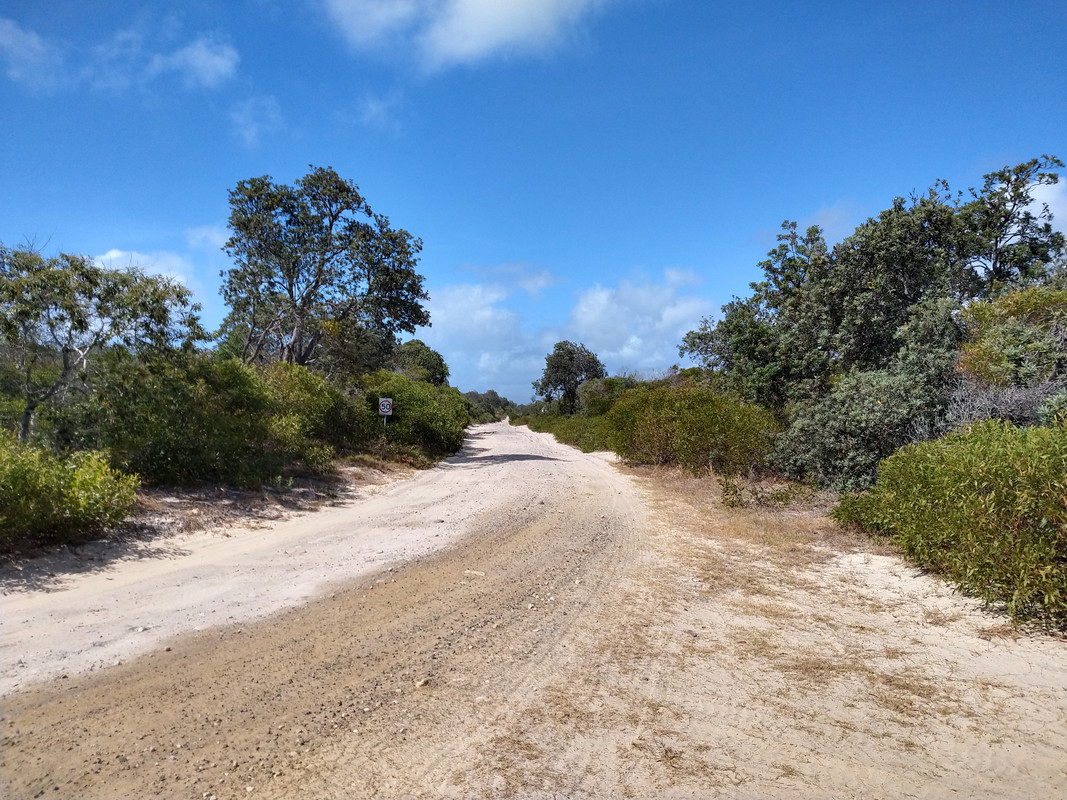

{"left": 378, "top": 397, "right": 393, "bottom": 416}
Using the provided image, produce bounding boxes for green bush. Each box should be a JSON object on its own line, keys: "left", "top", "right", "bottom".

{"left": 0, "top": 433, "right": 138, "bottom": 551}
{"left": 262, "top": 362, "right": 379, "bottom": 474}
{"left": 605, "top": 386, "right": 779, "bottom": 476}
{"left": 772, "top": 369, "right": 936, "bottom": 492}
{"left": 577, "top": 376, "right": 639, "bottom": 417}
{"left": 52, "top": 352, "right": 279, "bottom": 486}
{"left": 833, "top": 419, "right": 1067, "bottom": 628}
{"left": 516, "top": 412, "right": 613, "bottom": 453}
{"left": 361, "top": 371, "right": 470, "bottom": 458}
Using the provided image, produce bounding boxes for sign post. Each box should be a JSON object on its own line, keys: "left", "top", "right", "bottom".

{"left": 378, "top": 397, "right": 393, "bottom": 427}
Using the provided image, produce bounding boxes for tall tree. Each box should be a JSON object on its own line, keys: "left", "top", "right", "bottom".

{"left": 958, "top": 155, "right": 1065, "bottom": 293}
{"left": 0, "top": 247, "right": 203, "bottom": 441}
{"left": 392, "top": 338, "right": 449, "bottom": 386}
{"left": 221, "top": 166, "right": 430, "bottom": 370}
{"left": 533, "top": 341, "right": 606, "bottom": 413}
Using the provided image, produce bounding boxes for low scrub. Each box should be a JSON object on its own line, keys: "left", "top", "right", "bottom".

{"left": 606, "top": 386, "right": 780, "bottom": 476}
{"left": 833, "top": 419, "right": 1067, "bottom": 628}
{"left": 513, "top": 413, "right": 613, "bottom": 453}
{"left": 0, "top": 433, "right": 138, "bottom": 552}
{"left": 361, "top": 371, "right": 470, "bottom": 459}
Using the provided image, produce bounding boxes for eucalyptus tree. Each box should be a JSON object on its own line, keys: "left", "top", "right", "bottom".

{"left": 221, "top": 166, "right": 430, "bottom": 371}
{"left": 533, "top": 341, "right": 607, "bottom": 414}
{"left": 0, "top": 246, "right": 203, "bottom": 441}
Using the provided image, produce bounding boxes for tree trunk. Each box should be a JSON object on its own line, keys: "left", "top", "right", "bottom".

{"left": 19, "top": 399, "right": 38, "bottom": 443}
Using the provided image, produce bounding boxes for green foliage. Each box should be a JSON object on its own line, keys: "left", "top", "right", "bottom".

{"left": 221, "top": 166, "right": 428, "bottom": 369}
{"left": 0, "top": 246, "right": 204, "bottom": 441}
{"left": 956, "top": 155, "right": 1066, "bottom": 291}
{"left": 514, "top": 412, "right": 614, "bottom": 453}
{"left": 261, "top": 362, "right": 375, "bottom": 474}
{"left": 679, "top": 157, "right": 1064, "bottom": 489}
{"left": 833, "top": 420, "right": 1067, "bottom": 628}
{"left": 533, "top": 341, "right": 607, "bottom": 414}
{"left": 772, "top": 369, "right": 933, "bottom": 492}
{"left": 0, "top": 433, "right": 137, "bottom": 552}
{"left": 465, "top": 389, "right": 517, "bottom": 423}
{"left": 959, "top": 286, "right": 1067, "bottom": 387}
{"left": 1038, "top": 390, "right": 1067, "bottom": 426}
{"left": 606, "top": 386, "right": 779, "bottom": 476}
{"left": 52, "top": 352, "right": 278, "bottom": 486}
{"left": 577, "top": 375, "right": 638, "bottom": 416}
{"left": 362, "top": 371, "right": 470, "bottom": 458}
{"left": 392, "top": 339, "right": 450, "bottom": 385}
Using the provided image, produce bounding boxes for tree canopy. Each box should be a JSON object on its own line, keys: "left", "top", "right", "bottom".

{"left": 392, "top": 339, "right": 450, "bottom": 386}
{"left": 221, "top": 166, "right": 430, "bottom": 372}
{"left": 533, "top": 341, "right": 607, "bottom": 414}
{"left": 678, "top": 156, "right": 1065, "bottom": 489}
{"left": 0, "top": 246, "right": 203, "bottom": 441}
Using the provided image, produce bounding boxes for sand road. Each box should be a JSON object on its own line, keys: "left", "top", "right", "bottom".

{"left": 1, "top": 420, "right": 1065, "bottom": 798}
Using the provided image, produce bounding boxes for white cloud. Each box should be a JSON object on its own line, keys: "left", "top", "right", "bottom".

{"left": 1031, "top": 178, "right": 1067, "bottom": 236}
{"left": 322, "top": 0, "right": 606, "bottom": 71}
{"left": 322, "top": 0, "right": 420, "bottom": 49}
{"left": 567, "top": 272, "right": 712, "bottom": 374}
{"left": 358, "top": 90, "right": 405, "bottom": 129}
{"left": 1, "top": 17, "right": 237, "bottom": 93}
{"left": 185, "top": 225, "right": 230, "bottom": 252}
{"left": 230, "top": 95, "right": 284, "bottom": 146}
{"left": 95, "top": 248, "right": 197, "bottom": 285}
{"left": 93, "top": 247, "right": 229, "bottom": 330}
{"left": 148, "top": 35, "right": 239, "bottom": 88}
{"left": 415, "top": 266, "right": 712, "bottom": 401}
{"left": 417, "top": 0, "right": 598, "bottom": 70}
{"left": 0, "top": 16, "right": 64, "bottom": 88}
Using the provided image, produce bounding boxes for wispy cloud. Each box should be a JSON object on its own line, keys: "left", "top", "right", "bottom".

{"left": 321, "top": 0, "right": 607, "bottom": 71}
{"left": 148, "top": 35, "right": 239, "bottom": 89}
{"left": 416, "top": 266, "right": 711, "bottom": 400}
{"left": 0, "top": 16, "right": 64, "bottom": 89}
{"left": 1, "top": 16, "right": 238, "bottom": 93}
{"left": 567, "top": 270, "right": 712, "bottom": 374}
{"left": 185, "top": 225, "right": 230, "bottom": 252}
{"left": 95, "top": 248, "right": 197, "bottom": 285}
{"left": 230, "top": 95, "right": 284, "bottom": 146}
{"left": 1031, "top": 178, "right": 1067, "bottom": 235}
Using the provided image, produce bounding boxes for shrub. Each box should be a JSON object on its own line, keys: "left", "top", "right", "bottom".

{"left": 833, "top": 419, "right": 1067, "bottom": 628}
{"left": 361, "top": 371, "right": 470, "bottom": 458}
{"left": 52, "top": 352, "right": 278, "bottom": 486}
{"left": 0, "top": 433, "right": 138, "bottom": 551}
{"left": 772, "top": 369, "right": 935, "bottom": 492}
{"left": 577, "top": 375, "right": 639, "bottom": 417}
{"left": 519, "top": 412, "right": 613, "bottom": 453}
{"left": 606, "top": 386, "right": 779, "bottom": 476}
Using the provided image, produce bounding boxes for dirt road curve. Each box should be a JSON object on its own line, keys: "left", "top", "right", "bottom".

{"left": 2, "top": 421, "right": 1065, "bottom": 799}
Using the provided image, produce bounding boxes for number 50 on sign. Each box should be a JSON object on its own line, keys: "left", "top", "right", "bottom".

{"left": 378, "top": 398, "right": 393, "bottom": 416}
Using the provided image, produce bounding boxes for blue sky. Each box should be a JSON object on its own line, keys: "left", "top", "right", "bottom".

{"left": 2, "top": 0, "right": 1065, "bottom": 402}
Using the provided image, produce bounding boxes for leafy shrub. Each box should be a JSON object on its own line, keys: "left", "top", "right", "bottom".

{"left": 605, "top": 386, "right": 779, "bottom": 476}
{"left": 0, "top": 433, "right": 137, "bottom": 551}
{"left": 517, "top": 412, "right": 613, "bottom": 453}
{"left": 1038, "top": 389, "right": 1067, "bottom": 426}
{"left": 361, "top": 371, "right": 470, "bottom": 458}
{"left": 53, "top": 352, "right": 278, "bottom": 486}
{"left": 262, "top": 362, "right": 379, "bottom": 474}
{"left": 833, "top": 419, "right": 1067, "bottom": 628}
{"left": 577, "top": 375, "right": 639, "bottom": 417}
{"left": 958, "top": 286, "right": 1067, "bottom": 387}
{"left": 772, "top": 368, "right": 938, "bottom": 492}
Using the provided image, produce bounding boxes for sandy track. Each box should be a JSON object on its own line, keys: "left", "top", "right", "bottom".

{"left": 2, "top": 421, "right": 1065, "bottom": 799}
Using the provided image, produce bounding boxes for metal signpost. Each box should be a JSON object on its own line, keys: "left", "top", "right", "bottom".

{"left": 378, "top": 397, "right": 393, "bottom": 427}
